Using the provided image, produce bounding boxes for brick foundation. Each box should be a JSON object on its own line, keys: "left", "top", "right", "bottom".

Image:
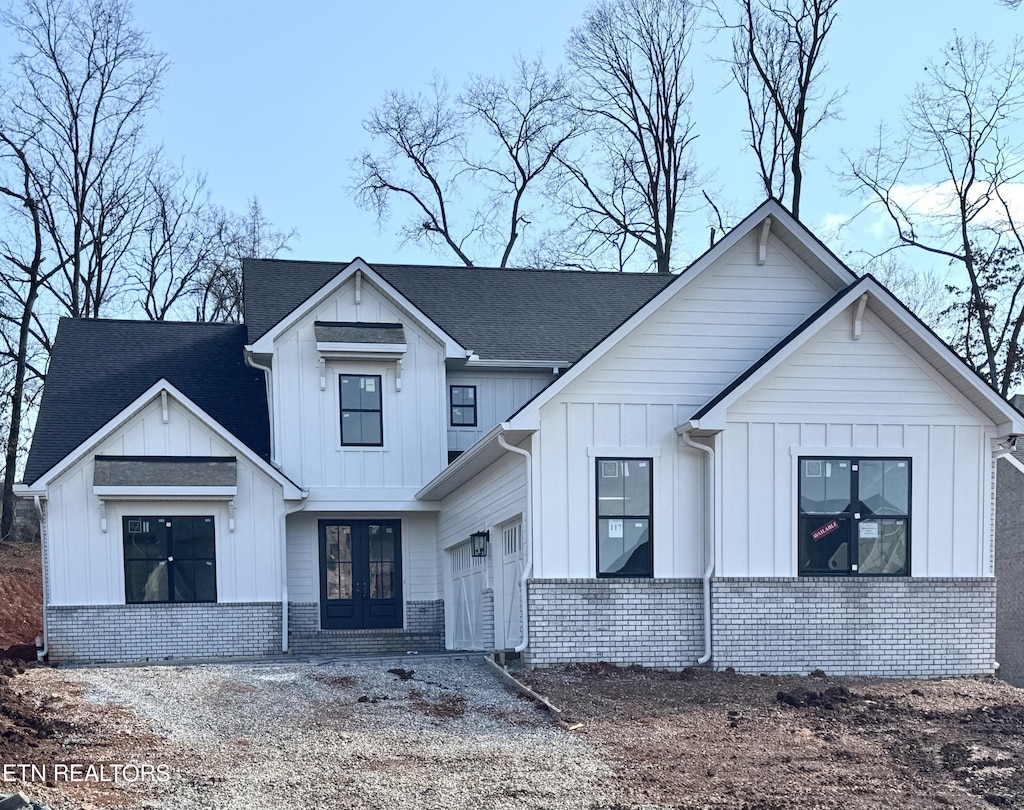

{"left": 46, "top": 602, "right": 282, "bottom": 664}
{"left": 525, "top": 578, "right": 704, "bottom": 668}
{"left": 286, "top": 600, "right": 445, "bottom": 656}
{"left": 713, "top": 577, "right": 996, "bottom": 677}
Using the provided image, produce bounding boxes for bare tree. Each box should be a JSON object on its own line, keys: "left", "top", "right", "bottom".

{"left": 353, "top": 59, "right": 578, "bottom": 268}
{"left": 0, "top": 130, "right": 69, "bottom": 541}
{"left": 3, "top": 0, "right": 166, "bottom": 319}
{"left": 129, "top": 167, "right": 218, "bottom": 320}
{"left": 196, "top": 198, "right": 295, "bottom": 323}
{"left": 847, "top": 35, "right": 1024, "bottom": 395}
{"left": 556, "top": 0, "right": 702, "bottom": 274}
{"left": 461, "top": 58, "right": 580, "bottom": 268}
{"left": 719, "top": 0, "right": 842, "bottom": 219}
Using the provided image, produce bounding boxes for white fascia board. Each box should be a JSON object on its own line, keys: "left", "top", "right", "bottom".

{"left": 507, "top": 199, "right": 851, "bottom": 430}
{"left": 12, "top": 483, "right": 45, "bottom": 498}
{"left": 31, "top": 378, "right": 306, "bottom": 501}
{"left": 94, "top": 486, "right": 238, "bottom": 499}
{"left": 248, "top": 258, "right": 464, "bottom": 358}
{"left": 464, "top": 358, "right": 570, "bottom": 371}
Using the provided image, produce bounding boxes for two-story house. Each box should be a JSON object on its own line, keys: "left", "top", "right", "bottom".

{"left": 17, "top": 200, "right": 1024, "bottom": 675}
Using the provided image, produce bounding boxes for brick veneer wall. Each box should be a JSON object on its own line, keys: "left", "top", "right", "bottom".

{"left": 713, "top": 577, "right": 996, "bottom": 677}
{"left": 46, "top": 602, "right": 282, "bottom": 664}
{"left": 525, "top": 579, "right": 704, "bottom": 668}
{"left": 996, "top": 456, "right": 1024, "bottom": 686}
{"left": 287, "top": 600, "right": 444, "bottom": 657}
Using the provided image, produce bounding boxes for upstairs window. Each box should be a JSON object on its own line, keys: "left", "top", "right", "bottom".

{"left": 450, "top": 385, "right": 477, "bottom": 427}
{"left": 596, "top": 458, "right": 653, "bottom": 577}
{"left": 798, "top": 457, "right": 910, "bottom": 576}
{"left": 123, "top": 516, "right": 216, "bottom": 603}
{"left": 340, "top": 374, "right": 383, "bottom": 446}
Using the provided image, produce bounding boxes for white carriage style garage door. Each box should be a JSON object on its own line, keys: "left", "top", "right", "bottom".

{"left": 496, "top": 519, "right": 524, "bottom": 650}
{"left": 448, "top": 541, "right": 487, "bottom": 650}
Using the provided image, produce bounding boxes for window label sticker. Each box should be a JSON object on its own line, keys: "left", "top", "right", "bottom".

{"left": 608, "top": 519, "right": 623, "bottom": 538}
{"left": 859, "top": 521, "right": 880, "bottom": 539}
{"left": 364, "top": 378, "right": 375, "bottom": 392}
{"left": 812, "top": 519, "right": 839, "bottom": 541}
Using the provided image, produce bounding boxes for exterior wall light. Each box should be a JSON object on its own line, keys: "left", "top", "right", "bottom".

{"left": 470, "top": 530, "right": 490, "bottom": 557}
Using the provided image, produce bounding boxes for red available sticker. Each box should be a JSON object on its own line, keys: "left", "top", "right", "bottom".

{"left": 812, "top": 519, "right": 839, "bottom": 541}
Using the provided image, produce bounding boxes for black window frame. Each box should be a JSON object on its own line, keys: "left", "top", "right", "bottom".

{"left": 123, "top": 515, "right": 217, "bottom": 604}
{"left": 449, "top": 385, "right": 478, "bottom": 427}
{"left": 340, "top": 374, "right": 384, "bottom": 447}
{"left": 797, "top": 456, "right": 912, "bottom": 577}
{"left": 596, "top": 457, "right": 654, "bottom": 578}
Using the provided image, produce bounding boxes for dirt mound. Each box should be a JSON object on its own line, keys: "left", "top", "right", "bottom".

{"left": 0, "top": 540, "right": 43, "bottom": 649}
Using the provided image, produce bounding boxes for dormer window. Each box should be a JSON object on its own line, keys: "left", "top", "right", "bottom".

{"left": 450, "top": 385, "right": 477, "bottom": 427}
{"left": 340, "top": 375, "right": 383, "bottom": 446}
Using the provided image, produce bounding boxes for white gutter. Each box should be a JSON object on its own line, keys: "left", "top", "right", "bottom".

{"left": 32, "top": 494, "right": 48, "bottom": 662}
{"left": 244, "top": 350, "right": 277, "bottom": 466}
{"left": 680, "top": 429, "right": 715, "bottom": 666}
{"left": 497, "top": 431, "right": 533, "bottom": 654}
{"left": 465, "top": 357, "right": 569, "bottom": 373}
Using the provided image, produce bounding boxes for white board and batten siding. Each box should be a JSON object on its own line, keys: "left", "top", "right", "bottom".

{"left": 535, "top": 229, "right": 836, "bottom": 581}
{"left": 446, "top": 371, "right": 553, "bottom": 453}
{"left": 44, "top": 396, "right": 285, "bottom": 606}
{"left": 436, "top": 448, "right": 528, "bottom": 650}
{"left": 721, "top": 308, "right": 998, "bottom": 578}
{"left": 272, "top": 276, "right": 447, "bottom": 502}
{"left": 284, "top": 511, "right": 439, "bottom": 605}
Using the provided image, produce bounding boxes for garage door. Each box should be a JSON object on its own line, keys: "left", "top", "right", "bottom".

{"left": 497, "top": 520, "right": 524, "bottom": 650}
{"left": 449, "top": 541, "right": 486, "bottom": 650}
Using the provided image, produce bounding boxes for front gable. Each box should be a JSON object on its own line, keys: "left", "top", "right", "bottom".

{"left": 268, "top": 265, "right": 451, "bottom": 500}
{"left": 20, "top": 381, "right": 303, "bottom": 608}
{"left": 247, "top": 258, "right": 464, "bottom": 359}
{"left": 507, "top": 199, "right": 855, "bottom": 431}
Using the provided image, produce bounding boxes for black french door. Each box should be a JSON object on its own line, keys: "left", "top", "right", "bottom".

{"left": 319, "top": 520, "right": 402, "bottom": 629}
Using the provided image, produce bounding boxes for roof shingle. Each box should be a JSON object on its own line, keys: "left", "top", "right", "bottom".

{"left": 244, "top": 259, "right": 674, "bottom": 362}
{"left": 24, "top": 319, "right": 269, "bottom": 485}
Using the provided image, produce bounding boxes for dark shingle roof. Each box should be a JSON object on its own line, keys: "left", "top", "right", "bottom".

{"left": 244, "top": 259, "right": 675, "bottom": 362}
{"left": 24, "top": 319, "right": 269, "bottom": 485}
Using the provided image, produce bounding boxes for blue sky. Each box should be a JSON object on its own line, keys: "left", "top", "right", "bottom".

{"left": 5, "top": 0, "right": 1023, "bottom": 270}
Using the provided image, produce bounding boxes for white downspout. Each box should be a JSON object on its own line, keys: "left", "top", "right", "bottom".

{"left": 497, "top": 432, "right": 533, "bottom": 654}
{"left": 681, "top": 430, "right": 715, "bottom": 666}
{"left": 245, "top": 350, "right": 277, "bottom": 467}
{"left": 33, "top": 495, "right": 48, "bottom": 662}
{"left": 280, "top": 500, "right": 307, "bottom": 654}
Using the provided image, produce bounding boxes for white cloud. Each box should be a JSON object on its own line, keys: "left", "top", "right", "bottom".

{"left": 886, "top": 180, "right": 1024, "bottom": 231}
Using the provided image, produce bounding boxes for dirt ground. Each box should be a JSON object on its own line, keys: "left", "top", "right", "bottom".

{"left": 0, "top": 539, "right": 43, "bottom": 655}
{"left": 521, "top": 664, "right": 1024, "bottom": 809}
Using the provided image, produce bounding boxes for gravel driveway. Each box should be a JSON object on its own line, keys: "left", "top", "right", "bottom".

{"left": 58, "top": 656, "right": 618, "bottom": 809}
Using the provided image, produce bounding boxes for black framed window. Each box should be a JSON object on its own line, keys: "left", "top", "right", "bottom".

{"left": 450, "top": 385, "right": 477, "bottom": 427}
{"left": 123, "top": 516, "right": 216, "bottom": 603}
{"left": 798, "top": 457, "right": 911, "bottom": 576}
{"left": 596, "top": 458, "right": 653, "bottom": 577}
{"left": 340, "top": 374, "right": 383, "bottom": 446}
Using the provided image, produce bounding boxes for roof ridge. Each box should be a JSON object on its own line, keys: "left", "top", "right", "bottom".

{"left": 248, "top": 256, "right": 669, "bottom": 277}
{"left": 60, "top": 317, "right": 243, "bottom": 328}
